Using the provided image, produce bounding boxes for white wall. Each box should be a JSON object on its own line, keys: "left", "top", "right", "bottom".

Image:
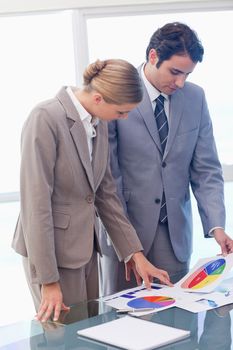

{"left": 0, "top": 0, "right": 233, "bottom": 15}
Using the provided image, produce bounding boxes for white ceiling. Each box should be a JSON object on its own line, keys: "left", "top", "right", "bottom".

{"left": 0, "top": 0, "right": 232, "bottom": 15}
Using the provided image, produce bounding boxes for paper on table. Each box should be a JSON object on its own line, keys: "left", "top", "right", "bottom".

{"left": 103, "top": 283, "right": 177, "bottom": 316}
{"left": 78, "top": 315, "right": 190, "bottom": 350}
{"left": 177, "top": 290, "right": 233, "bottom": 313}
{"left": 103, "top": 283, "right": 202, "bottom": 317}
{"left": 102, "top": 283, "right": 165, "bottom": 302}
{"left": 175, "top": 253, "right": 233, "bottom": 293}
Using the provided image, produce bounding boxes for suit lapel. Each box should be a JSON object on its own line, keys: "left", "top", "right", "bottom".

{"left": 70, "top": 122, "right": 95, "bottom": 191}
{"left": 56, "top": 87, "right": 95, "bottom": 192}
{"left": 137, "top": 64, "right": 184, "bottom": 158}
{"left": 137, "top": 83, "right": 162, "bottom": 154}
{"left": 164, "top": 89, "right": 184, "bottom": 158}
{"left": 92, "top": 120, "right": 108, "bottom": 190}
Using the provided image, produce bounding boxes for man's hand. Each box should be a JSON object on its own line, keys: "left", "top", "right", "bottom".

{"left": 36, "top": 282, "right": 70, "bottom": 322}
{"left": 213, "top": 228, "right": 233, "bottom": 256}
{"left": 125, "top": 251, "right": 173, "bottom": 289}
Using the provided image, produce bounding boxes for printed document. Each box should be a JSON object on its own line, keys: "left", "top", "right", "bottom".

{"left": 78, "top": 315, "right": 190, "bottom": 350}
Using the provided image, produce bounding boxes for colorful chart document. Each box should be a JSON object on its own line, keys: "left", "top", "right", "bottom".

{"left": 103, "top": 284, "right": 176, "bottom": 315}
{"left": 103, "top": 283, "right": 199, "bottom": 316}
{"left": 127, "top": 295, "right": 175, "bottom": 309}
{"left": 102, "top": 254, "right": 233, "bottom": 316}
{"left": 175, "top": 253, "right": 233, "bottom": 293}
{"left": 78, "top": 315, "right": 190, "bottom": 350}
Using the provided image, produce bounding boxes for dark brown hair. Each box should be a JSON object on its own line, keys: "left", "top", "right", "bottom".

{"left": 146, "top": 22, "right": 204, "bottom": 68}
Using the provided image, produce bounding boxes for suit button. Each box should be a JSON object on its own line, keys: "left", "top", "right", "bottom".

{"left": 155, "top": 198, "right": 161, "bottom": 204}
{"left": 162, "top": 162, "right": 166, "bottom": 168}
{"left": 86, "top": 195, "right": 94, "bottom": 203}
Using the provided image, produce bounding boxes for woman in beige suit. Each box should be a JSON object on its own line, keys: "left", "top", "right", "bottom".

{"left": 12, "top": 59, "right": 171, "bottom": 323}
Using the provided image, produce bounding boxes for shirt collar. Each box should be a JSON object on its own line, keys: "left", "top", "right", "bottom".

{"left": 141, "top": 63, "right": 168, "bottom": 103}
{"left": 66, "top": 86, "right": 99, "bottom": 126}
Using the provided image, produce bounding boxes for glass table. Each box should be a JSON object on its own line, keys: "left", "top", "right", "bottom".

{"left": 0, "top": 297, "right": 232, "bottom": 349}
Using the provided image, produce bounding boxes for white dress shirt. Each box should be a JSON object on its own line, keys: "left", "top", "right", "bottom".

{"left": 66, "top": 86, "right": 99, "bottom": 161}
{"left": 141, "top": 64, "right": 169, "bottom": 123}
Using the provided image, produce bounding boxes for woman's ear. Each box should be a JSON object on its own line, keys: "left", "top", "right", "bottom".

{"left": 92, "top": 93, "right": 103, "bottom": 105}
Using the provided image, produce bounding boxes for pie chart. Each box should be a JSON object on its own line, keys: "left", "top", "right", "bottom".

{"left": 181, "top": 258, "right": 226, "bottom": 290}
{"left": 127, "top": 295, "right": 175, "bottom": 309}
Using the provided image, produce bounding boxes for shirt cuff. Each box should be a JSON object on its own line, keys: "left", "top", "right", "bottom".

{"left": 208, "top": 226, "right": 224, "bottom": 237}
{"left": 124, "top": 253, "right": 134, "bottom": 263}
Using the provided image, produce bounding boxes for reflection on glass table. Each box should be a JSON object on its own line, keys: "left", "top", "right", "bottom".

{"left": 0, "top": 299, "right": 233, "bottom": 349}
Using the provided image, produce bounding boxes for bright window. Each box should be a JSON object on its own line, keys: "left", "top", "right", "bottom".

{"left": 87, "top": 10, "right": 233, "bottom": 165}
{"left": 0, "top": 11, "right": 76, "bottom": 193}
{"left": 0, "top": 10, "right": 76, "bottom": 325}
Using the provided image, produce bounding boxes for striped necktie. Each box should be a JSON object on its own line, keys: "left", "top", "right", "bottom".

{"left": 154, "top": 95, "right": 168, "bottom": 223}
{"left": 154, "top": 95, "right": 168, "bottom": 153}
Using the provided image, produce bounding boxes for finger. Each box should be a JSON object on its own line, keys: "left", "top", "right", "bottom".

{"left": 42, "top": 304, "right": 54, "bottom": 322}
{"left": 149, "top": 275, "right": 154, "bottom": 283}
{"left": 125, "top": 264, "right": 130, "bottom": 281}
{"left": 221, "top": 245, "right": 228, "bottom": 256}
{"left": 133, "top": 266, "right": 142, "bottom": 286}
{"left": 163, "top": 271, "right": 172, "bottom": 283}
{"left": 53, "top": 303, "right": 62, "bottom": 322}
{"left": 161, "top": 276, "right": 173, "bottom": 287}
{"left": 226, "top": 241, "right": 233, "bottom": 253}
{"left": 132, "top": 266, "right": 142, "bottom": 286}
{"left": 36, "top": 302, "right": 48, "bottom": 321}
{"left": 159, "top": 270, "right": 169, "bottom": 279}
{"left": 61, "top": 303, "right": 70, "bottom": 311}
{"left": 136, "top": 274, "right": 142, "bottom": 286}
{"left": 143, "top": 274, "right": 151, "bottom": 290}
{"left": 216, "top": 241, "right": 227, "bottom": 256}
{"left": 159, "top": 271, "right": 173, "bottom": 287}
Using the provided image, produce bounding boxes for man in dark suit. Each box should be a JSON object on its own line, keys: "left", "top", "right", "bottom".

{"left": 99, "top": 22, "right": 233, "bottom": 294}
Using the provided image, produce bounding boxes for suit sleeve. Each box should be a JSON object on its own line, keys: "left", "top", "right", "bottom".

{"left": 95, "top": 154, "right": 143, "bottom": 261}
{"left": 189, "top": 90, "right": 225, "bottom": 236}
{"left": 20, "top": 107, "right": 59, "bottom": 284}
{"left": 108, "top": 121, "right": 128, "bottom": 214}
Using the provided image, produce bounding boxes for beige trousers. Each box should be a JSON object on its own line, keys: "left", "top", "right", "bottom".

{"left": 23, "top": 250, "right": 98, "bottom": 312}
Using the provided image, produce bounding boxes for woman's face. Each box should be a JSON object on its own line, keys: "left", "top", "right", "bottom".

{"left": 95, "top": 100, "right": 138, "bottom": 121}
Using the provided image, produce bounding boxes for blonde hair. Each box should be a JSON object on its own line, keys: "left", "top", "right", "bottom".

{"left": 83, "top": 59, "right": 143, "bottom": 104}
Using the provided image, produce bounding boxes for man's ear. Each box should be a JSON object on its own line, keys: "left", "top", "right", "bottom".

{"left": 149, "top": 48, "right": 159, "bottom": 65}
{"left": 93, "top": 93, "right": 103, "bottom": 105}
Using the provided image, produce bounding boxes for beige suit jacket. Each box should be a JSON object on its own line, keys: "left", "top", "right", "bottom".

{"left": 12, "top": 87, "right": 142, "bottom": 284}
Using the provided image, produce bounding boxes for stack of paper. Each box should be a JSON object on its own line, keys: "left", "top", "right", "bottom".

{"left": 78, "top": 315, "right": 190, "bottom": 350}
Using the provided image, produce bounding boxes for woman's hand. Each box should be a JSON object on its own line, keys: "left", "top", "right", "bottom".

{"left": 36, "top": 282, "right": 70, "bottom": 322}
{"left": 125, "top": 252, "right": 173, "bottom": 289}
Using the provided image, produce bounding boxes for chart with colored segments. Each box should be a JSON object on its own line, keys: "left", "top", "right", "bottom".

{"left": 128, "top": 296, "right": 175, "bottom": 309}
{"left": 104, "top": 284, "right": 177, "bottom": 314}
{"left": 181, "top": 258, "right": 226, "bottom": 290}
